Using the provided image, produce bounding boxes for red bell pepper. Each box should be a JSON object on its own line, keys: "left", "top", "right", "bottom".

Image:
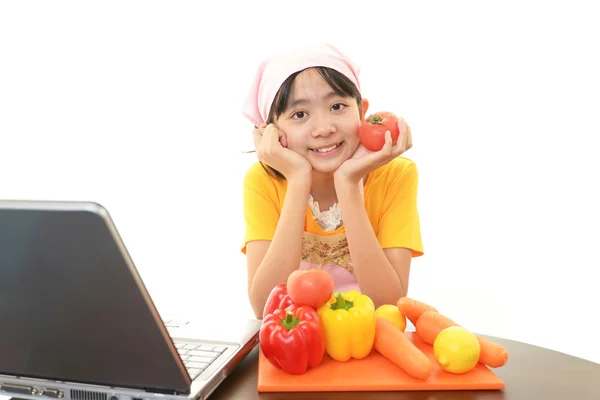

{"left": 262, "top": 283, "right": 293, "bottom": 317}
{"left": 259, "top": 304, "right": 325, "bottom": 374}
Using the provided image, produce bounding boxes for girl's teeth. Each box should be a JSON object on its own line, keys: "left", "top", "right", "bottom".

{"left": 315, "top": 144, "right": 339, "bottom": 153}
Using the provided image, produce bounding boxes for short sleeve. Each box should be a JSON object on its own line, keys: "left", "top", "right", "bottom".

{"left": 241, "top": 163, "right": 282, "bottom": 254}
{"left": 376, "top": 160, "right": 424, "bottom": 257}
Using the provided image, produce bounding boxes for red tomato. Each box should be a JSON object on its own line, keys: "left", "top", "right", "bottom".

{"left": 358, "top": 111, "right": 400, "bottom": 152}
{"left": 287, "top": 268, "right": 334, "bottom": 310}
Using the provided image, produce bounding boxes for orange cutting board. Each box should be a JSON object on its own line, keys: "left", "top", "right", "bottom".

{"left": 258, "top": 331, "right": 505, "bottom": 392}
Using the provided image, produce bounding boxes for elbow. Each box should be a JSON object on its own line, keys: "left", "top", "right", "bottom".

{"left": 372, "top": 296, "right": 397, "bottom": 310}
{"left": 252, "top": 304, "right": 264, "bottom": 320}
{"left": 248, "top": 284, "right": 265, "bottom": 320}
{"left": 397, "top": 284, "right": 408, "bottom": 300}
{"left": 252, "top": 309, "right": 263, "bottom": 320}
{"left": 370, "top": 285, "right": 406, "bottom": 309}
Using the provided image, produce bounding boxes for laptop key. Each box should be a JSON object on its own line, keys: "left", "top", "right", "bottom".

{"left": 184, "top": 344, "right": 199, "bottom": 350}
{"left": 187, "top": 361, "right": 210, "bottom": 369}
{"left": 188, "top": 350, "right": 220, "bottom": 358}
{"left": 187, "top": 368, "right": 202, "bottom": 378}
{"left": 188, "top": 356, "right": 214, "bottom": 364}
{"left": 199, "top": 344, "right": 216, "bottom": 351}
{"left": 213, "top": 345, "right": 227, "bottom": 353}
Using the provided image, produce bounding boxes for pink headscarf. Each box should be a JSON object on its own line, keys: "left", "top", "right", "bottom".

{"left": 241, "top": 43, "right": 361, "bottom": 128}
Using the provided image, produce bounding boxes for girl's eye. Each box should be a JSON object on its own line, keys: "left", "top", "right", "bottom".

{"left": 331, "top": 103, "right": 346, "bottom": 111}
{"left": 292, "top": 111, "right": 307, "bottom": 119}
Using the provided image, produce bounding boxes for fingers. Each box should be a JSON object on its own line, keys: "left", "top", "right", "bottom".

{"left": 348, "top": 131, "right": 396, "bottom": 173}
{"left": 252, "top": 123, "right": 267, "bottom": 150}
{"left": 252, "top": 123, "right": 268, "bottom": 161}
{"left": 268, "top": 124, "right": 287, "bottom": 148}
{"left": 381, "top": 131, "right": 394, "bottom": 156}
{"left": 351, "top": 118, "right": 413, "bottom": 172}
{"left": 252, "top": 129, "right": 262, "bottom": 151}
{"left": 349, "top": 144, "right": 371, "bottom": 160}
{"left": 255, "top": 123, "right": 289, "bottom": 164}
{"left": 392, "top": 118, "right": 412, "bottom": 156}
{"left": 252, "top": 123, "right": 280, "bottom": 148}
{"left": 265, "top": 124, "right": 282, "bottom": 146}
{"left": 380, "top": 123, "right": 410, "bottom": 162}
{"left": 280, "top": 133, "right": 288, "bottom": 148}
{"left": 396, "top": 118, "right": 408, "bottom": 150}
{"left": 365, "top": 131, "right": 394, "bottom": 164}
{"left": 404, "top": 119, "right": 413, "bottom": 150}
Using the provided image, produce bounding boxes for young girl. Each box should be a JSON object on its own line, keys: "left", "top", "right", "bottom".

{"left": 241, "top": 43, "right": 423, "bottom": 319}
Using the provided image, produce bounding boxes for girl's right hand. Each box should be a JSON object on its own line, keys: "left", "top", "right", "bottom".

{"left": 252, "top": 123, "right": 312, "bottom": 183}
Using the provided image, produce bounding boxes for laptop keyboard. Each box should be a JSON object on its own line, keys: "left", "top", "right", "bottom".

{"left": 173, "top": 341, "right": 228, "bottom": 379}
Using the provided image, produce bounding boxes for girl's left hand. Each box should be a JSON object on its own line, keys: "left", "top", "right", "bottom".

{"left": 334, "top": 117, "right": 412, "bottom": 186}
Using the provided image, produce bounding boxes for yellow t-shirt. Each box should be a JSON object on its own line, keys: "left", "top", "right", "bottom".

{"left": 241, "top": 157, "right": 424, "bottom": 276}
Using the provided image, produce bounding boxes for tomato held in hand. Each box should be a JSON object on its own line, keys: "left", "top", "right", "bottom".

{"left": 358, "top": 112, "right": 400, "bottom": 152}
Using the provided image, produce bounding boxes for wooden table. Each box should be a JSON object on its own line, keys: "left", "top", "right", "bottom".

{"left": 209, "top": 335, "right": 600, "bottom": 399}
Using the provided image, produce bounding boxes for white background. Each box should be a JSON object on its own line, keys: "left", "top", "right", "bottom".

{"left": 1, "top": 0, "right": 599, "bottom": 368}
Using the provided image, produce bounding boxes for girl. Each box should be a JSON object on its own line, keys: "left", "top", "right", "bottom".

{"left": 241, "top": 43, "right": 423, "bottom": 319}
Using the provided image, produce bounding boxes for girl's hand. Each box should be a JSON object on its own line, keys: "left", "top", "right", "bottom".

{"left": 252, "top": 123, "right": 312, "bottom": 184}
{"left": 334, "top": 117, "right": 413, "bottom": 187}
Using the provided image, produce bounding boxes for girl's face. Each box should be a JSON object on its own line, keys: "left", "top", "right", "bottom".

{"left": 274, "top": 68, "right": 368, "bottom": 175}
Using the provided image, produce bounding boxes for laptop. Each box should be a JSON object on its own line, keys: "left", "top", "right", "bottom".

{"left": 0, "top": 200, "right": 261, "bottom": 400}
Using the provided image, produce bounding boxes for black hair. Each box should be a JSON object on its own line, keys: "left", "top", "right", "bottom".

{"left": 259, "top": 66, "right": 363, "bottom": 180}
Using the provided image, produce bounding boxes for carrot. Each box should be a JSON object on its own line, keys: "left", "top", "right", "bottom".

{"left": 373, "top": 317, "right": 434, "bottom": 380}
{"left": 415, "top": 311, "right": 509, "bottom": 368}
{"left": 476, "top": 336, "right": 509, "bottom": 367}
{"left": 415, "top": 310, "right": 459, "bottom": 345}
{"left": 396, "top": 297, "right": 438, "bottom": 326}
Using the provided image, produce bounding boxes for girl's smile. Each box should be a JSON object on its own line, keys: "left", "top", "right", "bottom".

{"left": 310, "top": 141, "right": 343, "bottom": 156}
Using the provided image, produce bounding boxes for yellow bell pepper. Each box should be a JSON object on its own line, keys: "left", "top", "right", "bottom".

{"left": 316, "top": 290, "right": 376, "bottom": 362}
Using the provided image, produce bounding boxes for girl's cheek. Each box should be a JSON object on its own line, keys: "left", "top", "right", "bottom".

{"left": 287, "top": 132, "right": 309, "bottom": 150}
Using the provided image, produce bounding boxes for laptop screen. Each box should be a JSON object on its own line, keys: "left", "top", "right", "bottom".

{"left": 0, "top": 203, "right": 191, "bottom": 394}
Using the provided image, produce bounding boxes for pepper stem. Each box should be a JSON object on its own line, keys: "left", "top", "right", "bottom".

{"left": 330, "top": 291, "right": 354, "bottom": 311}
{"left": 280, "top": 311, "right": 300, "bottom": 330}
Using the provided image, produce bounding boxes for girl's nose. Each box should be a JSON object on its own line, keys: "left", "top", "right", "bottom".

{"left": 312, "top": 119, "right": 336, "bottom": 137}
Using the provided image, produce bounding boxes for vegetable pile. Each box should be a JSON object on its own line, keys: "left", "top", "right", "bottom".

{"left": 259, "top": 265, "right": 334, "bottom": 374}
{"left": 259, "top": 270, "right": 509, "bottom": 379}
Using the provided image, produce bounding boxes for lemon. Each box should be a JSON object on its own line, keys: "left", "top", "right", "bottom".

{"left": 374, "top": 304, "right": 406, "bottom": 331}
{"left": 433, "top": 326, "right": 480, "bottom": 374}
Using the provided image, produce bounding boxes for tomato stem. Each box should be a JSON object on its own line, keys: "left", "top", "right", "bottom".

{"left": 367, "top": 115, "right": 384, "bottom": 124}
